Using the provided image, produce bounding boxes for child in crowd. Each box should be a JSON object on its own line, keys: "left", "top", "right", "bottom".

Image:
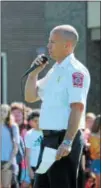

{"left": 83, "top": 112, "right": 96, "bottom": 173}
{"left": 85, "top": 172, "right": 96, "bottom": 188}
{"left": 10, "top": 102, "right": 27, "bottom": 136}
{"left": 85, "top": 113, "right": 96, "bottom": 131}
{"left": 0, "top": 104, "right": 20, "bottom": 188}
{"left": 10, "top": 102, "right": 32, "bottom": 187}
{"left": 20, "top": 111, "right": 43, "bottom": 187}
{"left": 88, "top": 115, "right": 101, "bottom": 188}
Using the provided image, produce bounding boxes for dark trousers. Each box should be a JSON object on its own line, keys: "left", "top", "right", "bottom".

{"left": 33, "top": 130, "right": 85, "bottom": 188}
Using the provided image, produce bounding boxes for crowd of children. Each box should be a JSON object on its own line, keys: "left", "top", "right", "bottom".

{"left": 0, "top": 102, "right": 101, "bottom": 188}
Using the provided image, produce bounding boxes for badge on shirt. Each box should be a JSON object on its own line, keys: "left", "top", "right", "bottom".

{"left": 72, "top": 72, "right": 84, "bottom": 88}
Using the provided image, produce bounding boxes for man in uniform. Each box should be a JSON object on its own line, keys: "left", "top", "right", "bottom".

{"left": 24, "top": 25, "right": 90, "bottom": 188}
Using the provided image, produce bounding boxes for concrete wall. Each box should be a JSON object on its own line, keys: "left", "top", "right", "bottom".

{"left": 87, "top": 30, "right": 101, "bottom": 114}
{"left": 1, "top": 1, "right": 46, "bottom": 109}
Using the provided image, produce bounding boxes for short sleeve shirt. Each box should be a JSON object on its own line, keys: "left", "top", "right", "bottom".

{"left": 37, "top": 54, "right": 90, "bottom": 130}
{"left": 25, "top": 129, "right": 43, "bottom": 167}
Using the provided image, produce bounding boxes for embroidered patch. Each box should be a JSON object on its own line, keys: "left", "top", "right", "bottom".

{"left": 72, "top": 72, "right": 84, "bottom": 88}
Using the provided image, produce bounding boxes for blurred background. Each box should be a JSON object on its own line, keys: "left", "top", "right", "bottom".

{"left": 1, "top": 1, "right": 101, "bottom": 114}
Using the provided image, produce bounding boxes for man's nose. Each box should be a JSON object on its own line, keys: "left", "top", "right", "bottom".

{"left": 47, "top": 42, "right": 52, "bottom": 49}
{"left": 47, "top": 43, "right": 49, "bottom": 49}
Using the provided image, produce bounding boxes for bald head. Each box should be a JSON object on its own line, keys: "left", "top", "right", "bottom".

{"left": 51, "top": 25, "right": 79, "bottom": 49}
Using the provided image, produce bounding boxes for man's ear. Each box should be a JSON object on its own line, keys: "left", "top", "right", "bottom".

{"left": 65, "top": 41, "right": 72, "bottom": 49}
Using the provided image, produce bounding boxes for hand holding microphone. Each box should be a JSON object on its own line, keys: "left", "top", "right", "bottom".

{"left": 22, "top": 54, "right": 48, "bottom": 78}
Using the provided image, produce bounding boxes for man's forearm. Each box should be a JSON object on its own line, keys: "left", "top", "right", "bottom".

{"left": 25, "top": 71, "right": 38, "bottom": 102}
{"left": 64, "top": 103, "right": 84, "bottom": 142}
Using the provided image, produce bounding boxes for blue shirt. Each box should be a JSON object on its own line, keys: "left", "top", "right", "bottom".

{"left": 1, "top": 125, "right": 13, "bottom": 161}
{"left": 1, "top": 123, "right": 20, "bottom": 175}
{"left": 37, "top": 54, "right": 90, "bottom": 130}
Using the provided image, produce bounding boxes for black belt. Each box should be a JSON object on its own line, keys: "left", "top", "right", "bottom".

{"left": 43, "top": 130, "right": 65, "bottom": 136}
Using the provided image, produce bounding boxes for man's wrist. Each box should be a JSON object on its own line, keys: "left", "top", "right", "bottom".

{"left": 62, "top": 139, "right": 73, "bottom": 147}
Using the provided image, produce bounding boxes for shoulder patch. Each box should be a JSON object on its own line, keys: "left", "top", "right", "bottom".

{"left": 72, "top": 72, "right": 84, "bottom": 88}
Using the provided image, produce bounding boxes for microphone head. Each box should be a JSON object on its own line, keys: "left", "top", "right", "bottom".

{"left": 40, "top": 54, "right": 48, "bottom": 63}
{"left": 21, "top": 54, "right": 48, "bottom": 79}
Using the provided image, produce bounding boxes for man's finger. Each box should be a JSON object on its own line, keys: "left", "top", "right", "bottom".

{"left": 56, "top": 152, "right": 61, "bottom": 160}
{"left": 62, "top": 150, "right": 69, "bottom": 157}
{"left": 56, "top": 149, "right": 62, "bottom": 160}
{"left": 56, "top": 155, "right": 61, "bottom": 160}
{"left": 56, "top": 148, "right": 65, "bottom": 160}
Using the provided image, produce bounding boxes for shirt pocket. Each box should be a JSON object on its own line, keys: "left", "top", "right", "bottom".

{"left": 54, "top": 78, "right": 69, "bottom": 106}
{"left": 45, "top": 75, "right": 68, "bottom": 106}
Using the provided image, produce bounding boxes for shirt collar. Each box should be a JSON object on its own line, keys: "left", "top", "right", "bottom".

{"left": 55, "top": 53, "right": 75, "bottom": 68}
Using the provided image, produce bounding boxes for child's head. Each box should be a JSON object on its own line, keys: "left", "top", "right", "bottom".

{"left": 91, "top": 114, "right": 101, "bottom": 134}
{"left": 0, "top": 104, "right": 10, "bottom": 123}
{"left": 10, "top": 102, "right": 25, "bottom": 125}
{"left": 86, "top": 112, "right": 96, "bottom": 130}
{"left": 27, "top": 111, "right": 40, "bottom": 130}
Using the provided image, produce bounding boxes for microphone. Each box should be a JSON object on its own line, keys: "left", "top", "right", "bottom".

{"left": 21, "top": 54, "right": 48, "bottom": 78}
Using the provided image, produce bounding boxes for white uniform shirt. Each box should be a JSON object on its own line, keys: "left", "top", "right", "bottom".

{"left": 25, "top": 129, "right": 43, "bottom": 167}
{"left": 37, "top": 54, "right": 90, "bottom": 130}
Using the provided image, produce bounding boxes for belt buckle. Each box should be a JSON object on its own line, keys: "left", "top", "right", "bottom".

{"left": 43, "top": 130, "right": 51, "bottom": 136}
